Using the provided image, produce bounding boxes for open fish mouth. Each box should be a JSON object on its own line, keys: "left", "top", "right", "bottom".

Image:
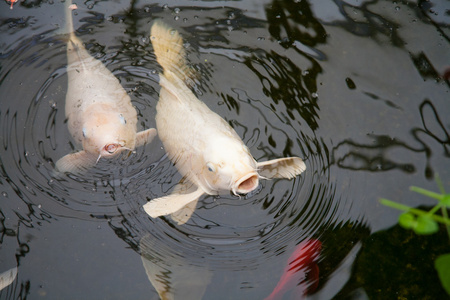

{"left": 234, "top": 172, "right": 259, "bottom": 194}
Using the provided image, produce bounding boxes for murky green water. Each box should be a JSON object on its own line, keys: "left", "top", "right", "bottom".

{"left": 1, "top": 0, "right": 449, "bottom": 299}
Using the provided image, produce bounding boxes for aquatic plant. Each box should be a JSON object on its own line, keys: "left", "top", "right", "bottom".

{"left": 380, "top": 175, "right": 450, "bottom": 295}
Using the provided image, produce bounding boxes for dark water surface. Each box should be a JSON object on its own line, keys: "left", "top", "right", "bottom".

{"left": 1, "top": 0, "right": 449, "bottom": 299}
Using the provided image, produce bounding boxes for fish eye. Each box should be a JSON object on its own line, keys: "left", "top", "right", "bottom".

{"left": 206, "top": 162, "right": 216, "bottom": 172}
{"left": 104, "top": 143, "right": 119, "bottom": 154}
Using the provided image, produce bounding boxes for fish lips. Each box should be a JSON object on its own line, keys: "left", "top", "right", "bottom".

{"left": 233, "top": 172, "right": 259, "bottom": 195}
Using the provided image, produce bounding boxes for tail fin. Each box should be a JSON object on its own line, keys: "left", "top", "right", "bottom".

{"left": 64, "top": 2, "right": 91, "bottom": 71}
{"left": 150, "top": 21, "right": 192, "bottom": 82}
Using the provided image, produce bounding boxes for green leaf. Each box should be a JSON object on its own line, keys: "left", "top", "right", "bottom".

{"left": 398, "top": 212, "right": 416, "bottom": 229}
{"left": 435, "top": 253, "right": 450, "bottom": 295}
{"left": 441, "top": 194, "right": 450, "bottom": 207}
{"left": 410, "top": 186, "right": 443, "bottom": 201}
{"left": 413, "top": 215, "right": 439, "bottom": 235}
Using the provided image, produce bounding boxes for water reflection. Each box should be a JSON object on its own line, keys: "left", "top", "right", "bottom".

{"left": 411, "top": 51, "right": 449, "bottom": 85}
{"left": 0, "top": 210, "right": 32, "bottom": 298}
{"left": 332, "top": 98, "right": 449, "bottom": 178}
{"left": 140, "top": 235, "right": 213, "bottom": 300}
{"left": 1, "top": 2, "right": 364, "bottom": 298}
{"left": 243, "top": 0, "right": 328, "bottom": 132}
{"left": 0, "top": 0, "right": 448, "bottom": 298}
{"left": 336, "top": 210, "right": 449, "bottom": 298}
{"left": 108, "top": 196, "right": 369, "bottom": 299}
{"left": 267, "top": 0, "right": 327, "bottom": 51}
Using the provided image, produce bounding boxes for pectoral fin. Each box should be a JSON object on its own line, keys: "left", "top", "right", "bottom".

{"left": 257, "top": 157, "right": 306, "bottom": 179}
{"left": 167, "top": 180, "right": 198, "bottom": 224}
{"left": 55, "top": 151, "right": 98, "bottom": 174}
{"left": 135, "top": 128, "right": 157, "bottom": 148}
{"left": 171, "top": 199, "right": 199, "bottom": 225}
{"left": 143, "top": 187, "right": 204, "bottom": 219}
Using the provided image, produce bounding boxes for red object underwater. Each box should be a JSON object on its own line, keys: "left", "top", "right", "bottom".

{"left": 265, "top": 239, "right": 322, "bottom": 300}
{"left": 6, "top": 0, "right": 18, "bottom": 9}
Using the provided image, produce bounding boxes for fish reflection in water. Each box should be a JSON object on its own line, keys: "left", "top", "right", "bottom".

{"left": 54, "top": 2, "right": 157, "bottom": 174}
{"left": 265, "top": 239, "right": 322, "bottom": 300}
{"left": 140, "top": 236, "right": 212, "bottom": 300}
{"left": 0, "top": 266, "right": 17, "bottom": 292}
{"left": 143, "top": 21, "right": 306, "bottom": 224}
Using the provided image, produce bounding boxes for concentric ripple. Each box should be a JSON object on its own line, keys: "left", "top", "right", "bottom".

{"left": 105, "top": 6, "right": 352, "bottom": 297}
{"left": 0, "top": 26, "right": 162, "bottom": 220}
{"left": 0, "top": 4, "right": 361, "bottom": 299}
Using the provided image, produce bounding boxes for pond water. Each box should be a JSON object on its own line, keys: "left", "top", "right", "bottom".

{"left": 0, "top": 0, "right": 449, "bottom": 299}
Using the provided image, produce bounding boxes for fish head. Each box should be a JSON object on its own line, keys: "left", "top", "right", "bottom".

{"left": 199, "top": 138, "right": 259, "bottom": 195}
{"left": 81, "top": 110, "right": 136, "bottom": 158}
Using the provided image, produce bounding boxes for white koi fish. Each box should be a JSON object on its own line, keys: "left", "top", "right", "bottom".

{"left": 55, "top": 3, "right": 156, "bottom": 173}
{"left": 143, "top": 21, "right": 306, "bottom": 224}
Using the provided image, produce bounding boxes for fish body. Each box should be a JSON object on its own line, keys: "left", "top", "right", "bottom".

{"left": 265, "top": 239, "right": 322, "bottom": 300}
{"left": 55, "top": 3, "right": 156, "bottom": 173}
{"left": 157, "top": 74, "right": 259, "bottom": 196}
{"left": 144, "top": 21, "right": 306, "bottom": 224}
